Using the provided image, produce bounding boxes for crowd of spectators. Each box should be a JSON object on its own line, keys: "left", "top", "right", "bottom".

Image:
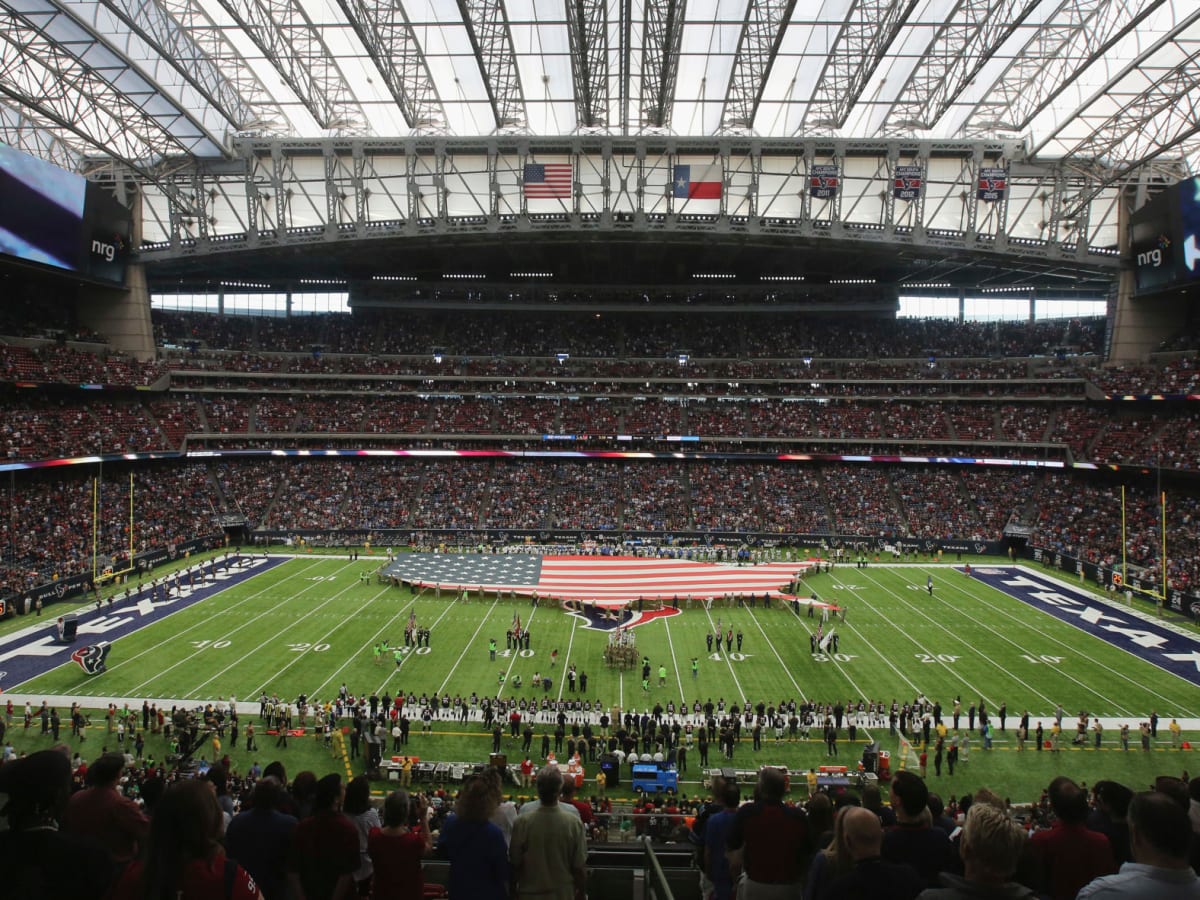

{"left": 0, "top": 464, "right": 220, "bottom": 596}
{"left": 152, "top": 309, "right": 1108, "bottom": 359}
{"left": 15, "top": 391, "right": 1200, "bottom": 465}
{"left": 4, "top": 737, "right": 1198, "bottom": 900}
{"left": 892, "top": 468, "right": 985, "bottom": 541}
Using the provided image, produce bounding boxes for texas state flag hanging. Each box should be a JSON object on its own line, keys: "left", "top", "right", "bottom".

{"left": 673, "top": 165, "right": 722, "bottom": 200}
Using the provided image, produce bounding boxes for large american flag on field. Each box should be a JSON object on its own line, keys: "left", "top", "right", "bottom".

{"left": 383, "top": 554, "right": 813, "bottom": 608}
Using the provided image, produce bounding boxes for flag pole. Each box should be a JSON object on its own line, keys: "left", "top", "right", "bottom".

{"left": 128, "top": 472, "right": 135, "bottom": 563}
{"left": 1161, "top": 489, "right": 1168, "bottom": 602}
{"left": 92, "top": 473, "right": 99, "bottom": 582}
{"left": 1120, "top": 485, "right": 1127, "bottom": 590}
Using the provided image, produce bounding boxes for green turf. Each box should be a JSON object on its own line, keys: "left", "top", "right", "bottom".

{"left": 6, "top": 555, "right": 1198, "bottom": 804}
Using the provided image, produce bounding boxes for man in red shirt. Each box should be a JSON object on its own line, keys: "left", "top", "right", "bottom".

{"left": 61, "top": 751, "right": 148, "bottom": 869}
{"left": 726, "top": 767, "right": 810, "bottom": 896}
{"left": 1030, "top": 776, "right": 1117, "bottom": 899}
{"left": 286, "top": 773, "right": 359, "bottom": 900}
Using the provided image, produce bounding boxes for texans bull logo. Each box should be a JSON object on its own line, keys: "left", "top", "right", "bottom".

{"left": 70, "top": 642, "right": 111, "bottom": 676}
{"left": 568, "top": 604, "right": 682, "bottom": 632}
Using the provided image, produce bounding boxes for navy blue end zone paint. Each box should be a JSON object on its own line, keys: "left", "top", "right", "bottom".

{"left": 969, "top": 566, "right": 1200, "bottom": 688}
{"left": 0, "top": 556, "right": 287, "bottom": 690}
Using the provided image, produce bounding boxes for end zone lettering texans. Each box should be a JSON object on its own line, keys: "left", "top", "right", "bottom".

{"left": 971, "top": 566, "right": 1200, "bottom": 687}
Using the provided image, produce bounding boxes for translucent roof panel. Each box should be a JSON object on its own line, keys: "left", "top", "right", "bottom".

{"left": 0, "top": 0, "right": 1193, "bottom": 175}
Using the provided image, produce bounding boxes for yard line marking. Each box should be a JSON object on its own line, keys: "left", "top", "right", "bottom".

{"left": 376, "top": 593, "right": 471, "bottom": 696}
{"left": 555, "top": 615, "right": 579, "bottom": 702}
{"left": 746, "top": 605, "right": 809, "bottom": 703}
{"left": 66, "top": 558, "right": 329, "bottom": 694}
{"left": 662, "top": 614, "right": 684, "bottom": 702}
{"left": 946, "top": 567, "right": 1195, "bottom": 716}
{"left": 702, "top": 607, "right": 745, "bottom": 700}
{"left": 306, "top": 589, "right": 417, "bottom": 700}
{"left": 189, "top": 562, "right": 368, "bottom": 699}
{"left": 858, "top": 568, "right": 1082, "bottom": 714}
{"left": 438, "top": 595, "right": 502, "bottom": 696}
{"left": 787, "top": 589, "right": 923, "bottom": 700}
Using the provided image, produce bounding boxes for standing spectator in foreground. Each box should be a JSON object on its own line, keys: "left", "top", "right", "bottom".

{"left": 510, "top": 766, "right": 587, "bottom": 900}
{"left": 225, "top": 777, "right": 297, "bottom": 900}
{"left": 110, "top": 778, "right": 261, "bottom": 899}
{"left": 438, "top": 773, "right": 510, "bottom": 900}
{"left": 287, "top": 773, "right": 359, "bottom": 900}
{"left": 368, "top": 790, "right": 431, "bottom": 900}
{"left": 1077, "top": 791, "right": 1200, "bottom": 898}
{"left": 917, "top": 803, "right": 1034, "bottom": 900}
{"left": 1028, "top": 776, "right": 1116, "bottom": 900}
{"left": 0, "top": 749, "right": 114, "bottom": 898}
{"left": 881, "top": 770, "right": 957, "bottom": 889}
{"left": 61, "top": 751, "right": 149, "bottom": 871}
{"left": 725, "top": 766, "right": 810, "bottom": 897}
{"left": 825, "top": 807, "right": 922, "bottom": 900}
{"left": 343, "top": 775, "right": 381, "bottom": 896}
{"left": 702, "top": 781, "right": 741, "bottom": 900}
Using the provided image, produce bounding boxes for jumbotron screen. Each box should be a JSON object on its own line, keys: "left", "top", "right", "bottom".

{"left": 0, "top": 143, "right": 131, "bottom": 286}
{"left": 1130, "top": 176, "right": 1200, "bottom": 296}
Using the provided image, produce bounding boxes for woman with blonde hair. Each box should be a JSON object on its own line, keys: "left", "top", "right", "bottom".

{"left": 803, "top": 803, "right": 858, "bottom": 900}
{"left": 438, "top": 771, "right": 510, "bottom": 899}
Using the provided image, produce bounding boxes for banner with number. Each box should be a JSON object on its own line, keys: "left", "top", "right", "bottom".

{"left": 809, "top": 164, "right": 839, "bottom": 199}
{"left": 894, "top": 165, "right": 923, "bottom": 201}
{"left": 977, "top": 166, "right": 1008, "bottom": 202}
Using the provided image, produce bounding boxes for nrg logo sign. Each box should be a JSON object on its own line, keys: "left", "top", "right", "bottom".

{"left": 1136, "top": 234, "right": 1170, "bottom": 268}
{"left": 90, "top": 235, "right": 125, "bottom": 262}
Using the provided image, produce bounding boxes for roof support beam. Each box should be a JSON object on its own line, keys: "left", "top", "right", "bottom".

{"left": 800, "top": 0, "right": 917, "bottom": 131}
{"left": 95, "top": 0, "right": 260, "bottom": 134}
{"left": 457, "top": 0, "right": 527, "bottom": 131}
{"left": 0, "top": 3, "right": 220, "bottom": 164}
{"left": 884, "top": 0, "right": 1041, "bottom": 133}
{"left": 218, "top": 0, "right": 368, "bottom": 133}
{"left": 641, "top": 0, "right": 686, "bottom": 129}
{"left": 155, "top": 0, "right": 288, "bottom": 134}
{"left": 959, "top": 0, "right": 1165, "bottom": 136}
{"left": 337, "top": 0, "right": 445, "bottom": 131}
{"left": 565, "top": 0, "right": 610, "bottom": 129}
{"left": 720, "top": 0, "right": 796, "bottom": 133}
{"left": 0, "top": 99, "right": 87, "bottom": 172}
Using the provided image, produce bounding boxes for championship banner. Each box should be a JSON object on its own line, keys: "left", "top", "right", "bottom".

{"left": 978, "top": 166, "right": 1008, "bottom": 202}
{"left": 894, "top": 165, "right": 923, "bottom": 201}
{"left": 809, "top": 164, "right": 839, "bottom": 199}
{"left": 70, "top": 641, "right": 110, "bottom": 675}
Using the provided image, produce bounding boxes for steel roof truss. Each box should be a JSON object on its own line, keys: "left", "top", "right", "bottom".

{"left": 218, "top": 0, "right": 367, "bottom": 133}
{"left": 720, "top": 0, "right": 797, "bottom": 133}
{"left": 641, "top": 0, "right": 686, "bottom": 129}
{"left": 801, "top": 0, "right": 918, "bottom": 132}
{"left": 885, "top": 0, "right": 1041, "bottom": 133}
{"left": 565, "top": 0, "right": 609, "bottom": 129}
{"left": 336, "top": 0, "right": 445, "bottom": 131}
{"left": 457, "top": 0, "right": 527, "bottom": 131}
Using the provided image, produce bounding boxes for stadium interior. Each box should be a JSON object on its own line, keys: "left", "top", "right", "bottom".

{"left": 3, "top": 1, "right": 1200, "bottom": 897}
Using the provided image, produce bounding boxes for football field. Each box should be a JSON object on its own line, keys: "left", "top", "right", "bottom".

{"left": 4, "top": 553, "right": 1198, "bottom": 801}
